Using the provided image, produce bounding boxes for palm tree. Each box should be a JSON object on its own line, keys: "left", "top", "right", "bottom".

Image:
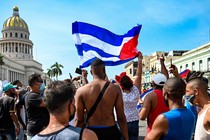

{"left": 47, "top": 68, "right": 53, "bottom": 78}
{"left": 0, "top": 53, "right": 5, "bottom": 80}
{"left": 50, "top": 62, "right": 64, "bottom": 80}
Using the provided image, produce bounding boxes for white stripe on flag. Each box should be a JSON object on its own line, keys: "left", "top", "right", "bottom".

{"left": 80, "top": 50, "right": 122, "bottom": 64}
{"left": 73, "top": 33, "right": 132, "bottom": 56}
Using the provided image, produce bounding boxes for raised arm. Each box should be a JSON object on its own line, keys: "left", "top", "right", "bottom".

{"left": 134, "top": 51, "right": 143, "bottom": 92}
{"left": 160, "top": 54, "right": 169, "bottom": 79}
{"left": 81, "top": 70, "right": 89, "bottom": 85}
{"left": 169, "top": 64, "right": 180, "bottom": 78}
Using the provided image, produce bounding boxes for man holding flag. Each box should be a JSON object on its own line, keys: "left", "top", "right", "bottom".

{"left": 73, "top": 22, "right": 141, "bottom": 140}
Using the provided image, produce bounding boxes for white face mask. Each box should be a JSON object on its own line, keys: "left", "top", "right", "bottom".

{"left": 184, "top": 94, "right": 195, "bottom": 104}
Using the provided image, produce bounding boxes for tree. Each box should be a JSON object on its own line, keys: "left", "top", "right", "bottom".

{"left": 50, "top": 62, "right": 64, "bottom": 80}
{"left": 47, "top": 68, "right": 53, "bottom": 78}
{"left": 0, "top": 53, "right": 5, "bottom": 80}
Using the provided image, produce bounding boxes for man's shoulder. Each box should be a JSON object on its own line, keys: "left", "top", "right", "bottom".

{"left": 32, "top": 126, "right": 81, "bottom": 140}
{"left": 0, "top": 95, "right": 14, "bottom": 102}
{"left": 155, "top": 114, "right": 168, "bottom": 125}
{"left": 26, "top": 92, "right": 40, "bottom": 98}
{"left": 144, "top": 91, "right": 156, "bottom": 101}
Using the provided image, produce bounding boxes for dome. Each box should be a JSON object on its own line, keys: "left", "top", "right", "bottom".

{"left": 3, "top": 6, "right": 29, "bottom": 31}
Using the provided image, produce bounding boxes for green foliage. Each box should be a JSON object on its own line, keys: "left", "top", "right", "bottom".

{"left": 46, "top": 62, "right": 64, "bottom": 80}
{"left": 0, "top": 53, "right": 5, "bottom": 66}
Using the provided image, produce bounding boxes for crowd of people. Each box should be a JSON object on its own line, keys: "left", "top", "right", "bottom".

{"left": 0, "top": 51, "right": 210, "bottom": 140}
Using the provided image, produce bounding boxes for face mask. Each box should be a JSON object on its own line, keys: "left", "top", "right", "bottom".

{"left": 69, "top": 105, "right": 76, "bottom": 122}
{"left": 39, "top": 83, "right": 46, "bottom": 92}
{"left": 184, "top": 94, "right": 195, "bottom": 104}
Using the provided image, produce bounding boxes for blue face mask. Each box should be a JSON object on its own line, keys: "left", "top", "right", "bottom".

{"left": 184, "top": 94, "right": 195, "bottom": 104}
{"left": 39, "top": 83, "right": 45, "bottom": 92}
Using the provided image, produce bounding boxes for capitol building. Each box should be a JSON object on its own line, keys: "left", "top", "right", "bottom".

{"left": 0, "top": 6, "right": 43, "bottom": 86}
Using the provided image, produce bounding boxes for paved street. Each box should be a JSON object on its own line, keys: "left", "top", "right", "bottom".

{"left": 138, "top": 120, "right": 147, "bottom": 140}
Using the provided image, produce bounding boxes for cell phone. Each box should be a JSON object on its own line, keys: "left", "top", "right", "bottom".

{"left": 170, "top": 58, "right": 172, "bottom": 66}
{"left": 75, "top": 68, "right": 82, "bottom": 75}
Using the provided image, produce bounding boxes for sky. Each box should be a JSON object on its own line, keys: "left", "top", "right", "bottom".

{"left": 0, "top": 0, "right": 210, "bottom": 81}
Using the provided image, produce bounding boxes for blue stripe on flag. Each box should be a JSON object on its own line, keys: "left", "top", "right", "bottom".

{"left": 79, "top": 57, "right": 135, "bottom": 68}
{"left": 72, "top": 21, "right": 141, "bottom": 46}
{"left": 140, "top": 88, "right": 153, "bottom": 98}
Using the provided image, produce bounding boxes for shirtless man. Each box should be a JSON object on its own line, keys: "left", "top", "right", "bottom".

{"left": 75, "top": 58, "right": 129, "bottom": 140}
{"left": 186, "top": 71, "right": 210, "bottom": 140}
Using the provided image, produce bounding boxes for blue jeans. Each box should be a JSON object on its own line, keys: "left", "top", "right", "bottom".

{"left": 127, "top": 120, "right": 139, "bottom": 140}
{"left": 0, "top": 128, "right": 16, "bottom": 140}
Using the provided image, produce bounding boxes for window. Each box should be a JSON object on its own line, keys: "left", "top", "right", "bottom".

{"left": 10, "top": 32, "right": 12, "bottom": 37}
{"left": 199, "top": 60, "right": 203, "bottom": 71}
{"left": 180, "top": 66, "right": 182, "bottom": 72}
{"left": 15, "top": 43, "right": 18, "bottom": 51}
{"left": 16, "top": 46, "right": 18, "bottom": 52}
{"left": 186, "top": 64, "right": 188, "bottom": 69}
{"left": 192, "top": 62, "right": 195, "bottom": 71}
{"left": 5, "top": 33, "right": 7, "bottom": 37}
{"left": 21, "top": 33, "right": 23, "bottom": 38}
{"left": 130, "top": 69, "right": 132, "bottom": 74}
{"left": 25, "top": 34, "right": 27, "bottom": 39}
{"left": 208, "top": 58, "right": 210, "bottom": 71}
{"left": 15, "top": 33, "right": 18, "bottom": 38}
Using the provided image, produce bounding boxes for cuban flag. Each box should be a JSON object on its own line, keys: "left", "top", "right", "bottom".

{"left": 72, "top": 21, "right": 142, "bottom": 68}
{"left": 179, "top": 69, "right": 191, "bottom": 79}
{"left": 140, "top": 88, "right": 154, "bottom": 101}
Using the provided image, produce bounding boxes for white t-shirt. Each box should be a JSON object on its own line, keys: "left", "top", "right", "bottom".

{"left": 194, "top": 106, "right": 210, "bottom": 140}
{"left": 122, "top": 85, "right": 140, "bottom": 122}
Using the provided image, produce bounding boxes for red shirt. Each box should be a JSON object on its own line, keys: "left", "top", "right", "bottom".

{"left": 147, "top": 89, "right": 169, "bottom": 133}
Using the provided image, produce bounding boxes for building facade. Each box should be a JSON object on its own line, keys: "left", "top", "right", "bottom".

{"left": 0, "top": 6, "right": 43, "bottom": 86}
{"left": 125, "top": 43, "right": 210, "bottom": 89}
{"left": 165, "top": 43, "right": 210, "bottom": 82}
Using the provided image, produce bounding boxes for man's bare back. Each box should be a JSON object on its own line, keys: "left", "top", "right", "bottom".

{"left": 75, "top": 79, "right": 122, "bottom": 126}
{"left": 75, "top": 58, "right": 128, "bottom": 140}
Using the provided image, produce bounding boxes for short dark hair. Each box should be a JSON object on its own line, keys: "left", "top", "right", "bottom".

{"left": 43, "top": 81, "right": 75, "bottom": 114}
{"left": 153, "top": 83, "right": 164, "bottom": 90}
{"left": 164, "top": 77, "right": 186, "bottom": 99}
{"left": 91, "top": 58, "right": 105, "bottom": 77}
{"left": 91, "top": 58, "right": 104, "bottom": 68}
{"left": 28, "top": 74, "right": 42, "bottom": 87}
{"left": 12, "top": 80, "right": 21, "bottom": 85}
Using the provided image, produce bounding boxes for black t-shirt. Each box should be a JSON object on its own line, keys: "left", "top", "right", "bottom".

{"left": 25, "top": 92, "right": 49, "bottom": 136}
{"left": 0, "top": 95, "right": 15, "bottom": 129}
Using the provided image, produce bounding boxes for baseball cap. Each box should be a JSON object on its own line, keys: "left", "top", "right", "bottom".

{"left": 152, "top": 73, "right": 167, "bottom": 86}
{"left": 3, "top": 83, "right": 17, "bottom": 92}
